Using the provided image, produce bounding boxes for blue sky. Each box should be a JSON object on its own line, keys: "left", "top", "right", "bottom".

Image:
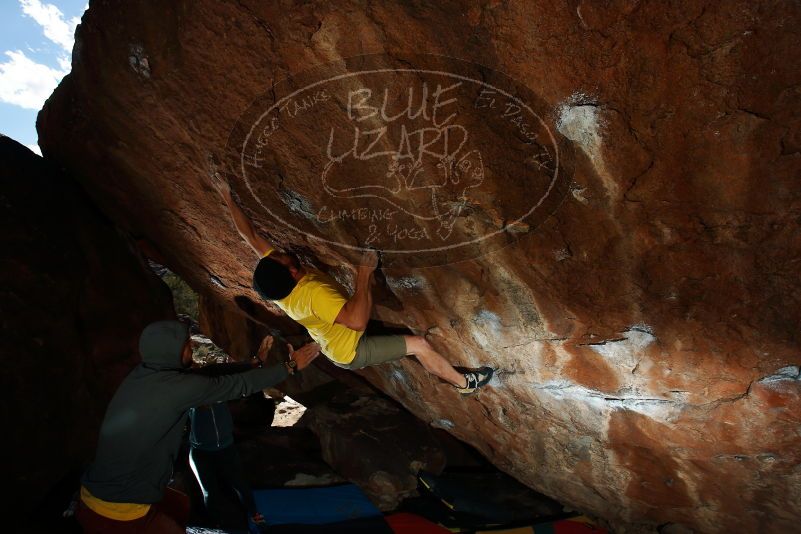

{"left": 0, "top": 0, "right": 87, "bottom": 154}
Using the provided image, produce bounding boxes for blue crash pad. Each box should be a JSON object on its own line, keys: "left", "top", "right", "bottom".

{"left": 252, "top": 484, "right": 383, "bottom": 526}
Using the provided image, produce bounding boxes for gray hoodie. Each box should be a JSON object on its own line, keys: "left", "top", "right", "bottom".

{"left": 81, "top": 320, "right": 287, "bottom": 504}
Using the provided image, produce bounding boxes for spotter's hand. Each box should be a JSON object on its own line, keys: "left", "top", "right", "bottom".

{"left": 287, "top": 342, "right": 321, "bottom": 371}
{"left": 256, "top": 335, "right": 274, "bottom": 364}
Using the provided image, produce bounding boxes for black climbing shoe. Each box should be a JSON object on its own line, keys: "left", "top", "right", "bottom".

{"left": 456, "top": 366, "right": 494, "bottom": 395}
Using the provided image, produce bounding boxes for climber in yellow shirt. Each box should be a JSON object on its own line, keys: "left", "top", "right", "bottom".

{"left": 211, "top": 170, "right": 493, "bottom": 394}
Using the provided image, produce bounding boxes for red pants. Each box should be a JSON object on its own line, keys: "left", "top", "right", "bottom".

{"left": 76, "top": 487, "right": 189, "bottom": 533}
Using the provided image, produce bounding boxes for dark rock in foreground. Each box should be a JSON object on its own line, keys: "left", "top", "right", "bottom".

{"left": 0, "top": 135, "right": 174, "bottom": 528}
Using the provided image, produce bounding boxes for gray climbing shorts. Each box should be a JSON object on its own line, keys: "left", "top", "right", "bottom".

{"left": 337, "top": 335, "right": 408, "bottom": 370}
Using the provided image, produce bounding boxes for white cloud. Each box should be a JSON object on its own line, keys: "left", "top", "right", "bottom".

{"left": 0, "top": 2, "right": 85, "bottom": 111}
{"left": 0, "top": 50, "right": 68, "bottom": 109}
{"left": 19, "top": 0, "right": 81, "bottom": 52}
{"left": 26, "top": 143, "right": 42, "bottom": 155}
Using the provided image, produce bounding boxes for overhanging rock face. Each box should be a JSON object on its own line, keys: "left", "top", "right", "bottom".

{"left": 38, "top": 1, "right": 801, "bottom": 531}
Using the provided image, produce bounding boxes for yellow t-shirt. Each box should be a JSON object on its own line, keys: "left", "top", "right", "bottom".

{"left": 80, "top": 486, "right": 150, "bottom": 521}
{"left": 274, "top": 270, "right": 363, "bottom": 364}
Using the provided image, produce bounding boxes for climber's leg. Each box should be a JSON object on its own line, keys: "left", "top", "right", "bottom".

{"left": 339, "top": 334, "right": 493, "bottom": 393}
{"left": 404, "top": 336, "right": 494, "bottom": 393}
{"left": 402, "top": 335, "right": 469, "bottom": 387}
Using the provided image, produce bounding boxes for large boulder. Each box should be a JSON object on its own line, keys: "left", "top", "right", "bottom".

{"left": 0, "top": 136, "right": 174, "bottom": 527}
{"left": 37, "top": 1, "right": 801, "bottom": 531}
{"left": 300, "top": 390, "right": 447, "bottom": 510}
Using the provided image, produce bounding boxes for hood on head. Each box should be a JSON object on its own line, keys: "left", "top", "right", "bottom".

{"left": 139, "top": 320, "right": 190, "bottom": 369}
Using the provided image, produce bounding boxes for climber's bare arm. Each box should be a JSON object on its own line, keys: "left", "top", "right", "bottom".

{"left": 334, "top": 250, "right": 378, "bottom": 331}
{"left": 210, "top": 170, "right": 274, "bottom": 257}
